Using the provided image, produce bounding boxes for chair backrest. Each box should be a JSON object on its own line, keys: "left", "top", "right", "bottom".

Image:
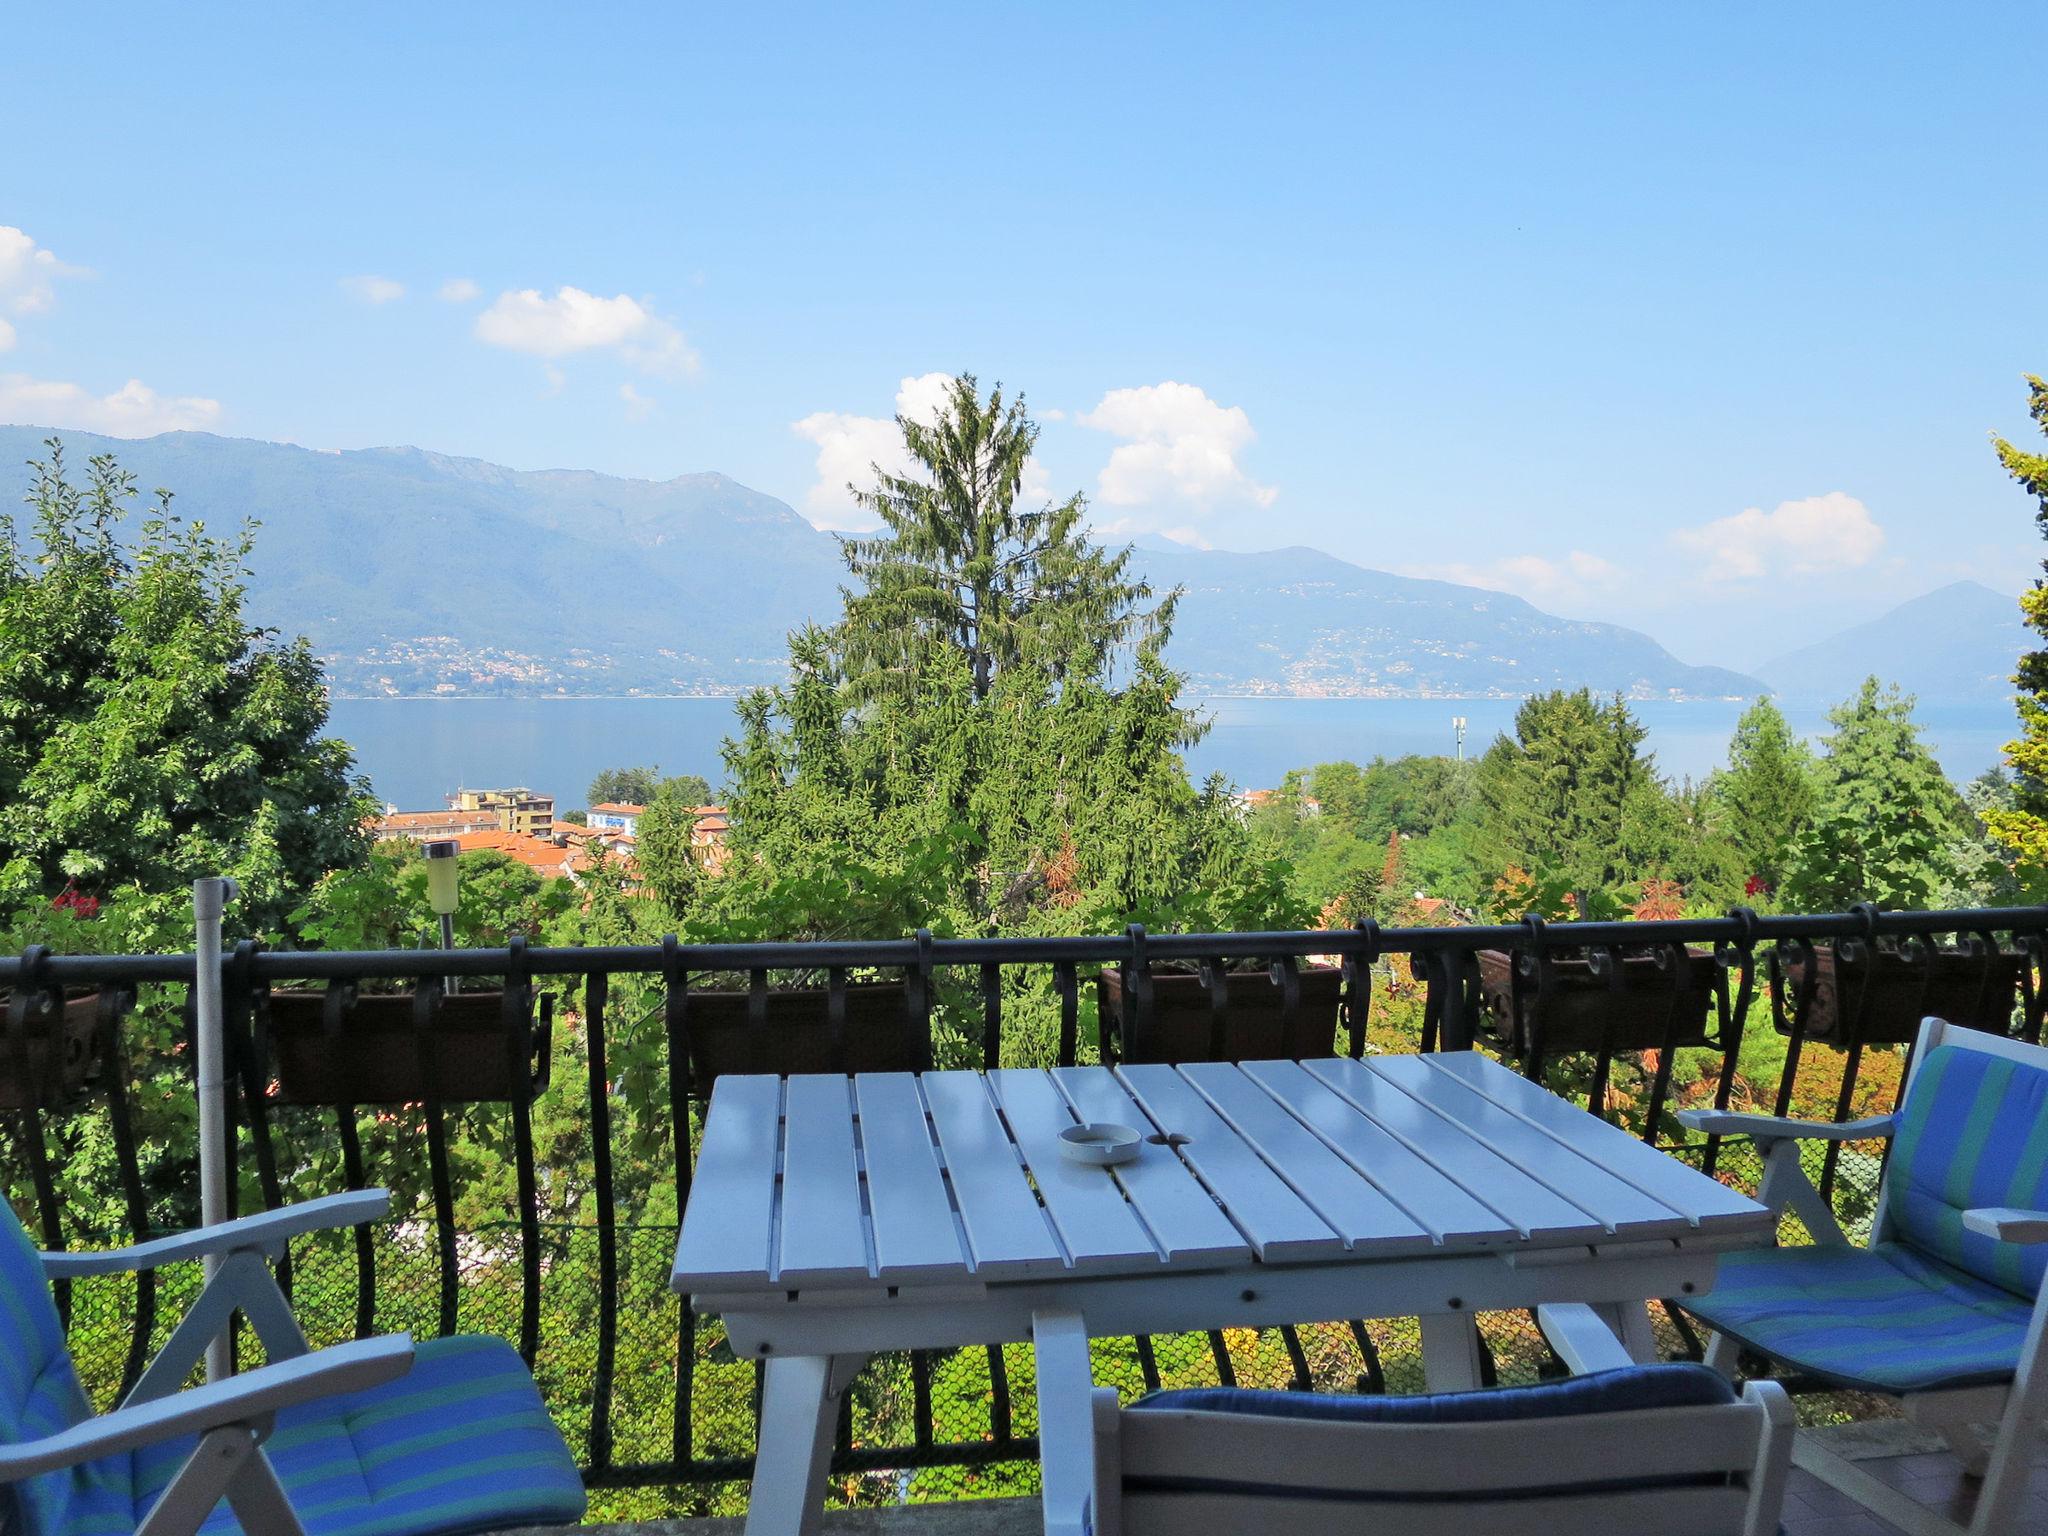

{"left": 0, "top": 1199, "right": 101, "bottom": 1536}
{"left": 1097, "top": 1364, "right": 1790, "bottom": 1536}
{"left": 1885, "top": 1027, "right": 2048, "bottom": 1298}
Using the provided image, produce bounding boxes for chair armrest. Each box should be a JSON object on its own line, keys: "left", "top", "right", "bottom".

{"left": 0, "top": 1334, "right": 413, "bottom": 1481}
{"left": 1676, "top": 1110, "right": 1897, "bottom": 1144}
{"left": 40, "top": 1190, "right": 391, "bottom": 1278}
{"left": 1963, "top": 1208, "right": 2048, "bottom": 1245}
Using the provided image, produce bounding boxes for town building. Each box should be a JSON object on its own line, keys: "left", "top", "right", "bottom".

{"left": 691, "top": 806, "right": 731, "bottom": 873}
{"left": 587, "top": 802, "right": 645, "bottom": 835}
{"left": 448, "top": 786, "right": 555, "bottom": 837}
{"left": 369, "top": 807, "right": 502, "bottom": 843}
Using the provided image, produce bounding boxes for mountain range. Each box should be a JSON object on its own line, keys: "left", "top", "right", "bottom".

{"left": 1757, "top": 580, "right": 2027, "bottom": 705}
{"left": 0, "top": 425, "right": 2016, "bottom": 705}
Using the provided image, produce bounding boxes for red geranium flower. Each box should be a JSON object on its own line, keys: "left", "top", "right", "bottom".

{"left": 51, "top": 881, "right": 99, "bottom": 920}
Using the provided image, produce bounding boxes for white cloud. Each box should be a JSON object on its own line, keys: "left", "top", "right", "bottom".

{"left": 619, "top": 382, "right": 655, "bottom": 423}
{"left": 474, "top": 285, "right": 698, "bottom": 377}
{"left": 0, "top": 373, "right": 221, "bottom": 436}
{"left": 790, "top": 372, "right": 956, "bottom": 530}
{"left": 1077, "top": 381, "right": 1276, "bottom": 513}
{"left": 1018, "top": 454, "right": 1052, "bottom": 507}
{"left": 0, "top": 227, "right": 84, "bottom": 322}
{"left": 340, "top": 274, "right": 405, "bottom": 305}
{"left": 437, "top": 277, "right": 481, "bottom": 303}
{"left": 1403, "top": 550, "right": 1625, "bottom": 609}
{"left": 1672, "top": 492, "right": 1883, "bottom": 582}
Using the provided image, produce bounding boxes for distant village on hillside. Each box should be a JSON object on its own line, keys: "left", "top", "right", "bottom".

{"left": 369, "top": 786, "right": 731, "bottom": 880}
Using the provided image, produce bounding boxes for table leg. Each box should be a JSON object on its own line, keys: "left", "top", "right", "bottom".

{"left": 1419, "top": 1312, "right": 1483, "bottom": 1391}
{"left": 744, "top": 1353, "right": 865, "bottom": 1536}
{"left": 1594, "top": 1301, "right": 1661, "bottom": 1364}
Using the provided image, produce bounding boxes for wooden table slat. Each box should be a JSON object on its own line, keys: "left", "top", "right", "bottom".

{"left": 1050, "top": 1066, "right": 1252, "bottom": 1266}
{"left": 987, "top": 1069, "right": 1161, "bottom": 1271}
{"left": 1115, "top": 1063, "right": 1345, "bottom": 1263}
{"left": 776, "top": 1075, "right": 873, "bottom": 1284}
{"left": 671, "top": 1074, "right": 782, "bottom": 1290}
{"left": 1424, "top": 1053, "right": 1770, "bottom": 1231}
{"left": 1364, "top": 1056, "right": 1694, "bottom": 1237}
{"left": 854, "top": 1073, "right": 970, "bottom": 1281}
{"left": 1240, "top": 1059, "right": 1511, "bottom": 1246}
{"left": 920, "top": 1070, "right": 1069, "bottom": 1277}
{"left": 1305, "top": 1057, "right": 1607, "bottom": 1242}
{"left": 1178, "top": 1061, "right": 1436, "bottom": 1256}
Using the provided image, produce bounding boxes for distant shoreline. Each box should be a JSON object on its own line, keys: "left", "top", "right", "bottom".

{"left": 326, "top": 690, "right": 1763, "bottom": 705}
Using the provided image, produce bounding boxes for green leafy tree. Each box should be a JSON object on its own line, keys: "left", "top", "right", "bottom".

{"left": 1781, "top": 678, "right": 1968, "bottom": 910}
{"left": 1709, "top": 696, "right": 1818, "bottom": 895}
{"left": 837, "top": 374, "right": 1163, "bottom": 700}
{"left": 586, "top": 765, "right": 711, "bottom": 807}
{"left": 1939, "top": 770, "right": 2027, "bottom": 909}
{"left": 0, "top": 441, "right": 371, "bottom": 935}
{"left": 1986, "top": 375, "right": 2048, "bottom": 885}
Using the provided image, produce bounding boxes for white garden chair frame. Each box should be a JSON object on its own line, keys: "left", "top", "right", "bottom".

{"left": 1679, "top": 1014, "right": 2048, "bottom": 1536}
{"left": 0, "top": 1189, "right": 414, "bottom": 1536}
{"left": 1034, "top": 1303, "right": 1794, "bottom": 1536}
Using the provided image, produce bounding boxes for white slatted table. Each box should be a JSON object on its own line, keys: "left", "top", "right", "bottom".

{"left": 672, "top": 1052, "right": 1772, "bottom": 1536}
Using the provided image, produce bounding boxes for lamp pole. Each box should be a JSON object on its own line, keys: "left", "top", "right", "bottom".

{"left": 423, "top": 839, "right": 461, "bottom": 994}
{"left": 192, "top": 876, "right": 236, "bottom": 1383}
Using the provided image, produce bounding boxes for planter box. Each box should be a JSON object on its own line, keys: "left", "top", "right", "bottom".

{"left": 0, "top": 991, "right": 102, "bottom": 1110}
{"left": 1778, "top": 945, "right": 2023, "bottom": 1047}
{"left": 1476, "top": 947, "right": 1717, "bottom": 1061}
{"left": 263, "top": 989, "right": 548, "bottom": 1105}
{"left": 1095, "top": 965, "right": 1344, "bottom": 1064}
{"left": 680, "top": 983, "right": 926, "bottom": 1091}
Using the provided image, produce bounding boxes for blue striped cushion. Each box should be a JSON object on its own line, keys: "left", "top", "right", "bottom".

{"left": 1887, "top": 1044, "right": 2048, "bottom": 1298}
{"left": 1683, "top": 1240, "right": 2033, "bottom": 1393}
{"left": 1133, "top": 1363, "right": 1735, "bottom": 1424}
{"left": 128, "top": 1334, "right": 586, "bottom": 1536}
{"left": 0, "top": 1198, "right": 111, "bottom": 1536}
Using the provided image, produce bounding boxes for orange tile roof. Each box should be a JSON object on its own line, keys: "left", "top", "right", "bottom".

{"left": 588, "top": 802, "right": 647, "bottom": 816}
{"left": 372, "top": 809, "right": 500, "bottom": 834}
{"left": 449, "top": 829, "right": 586, "bottom": 878}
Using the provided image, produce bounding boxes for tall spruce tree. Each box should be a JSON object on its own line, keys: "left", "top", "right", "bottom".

{"left": 1472, "top": 689, "right": 1654, "bottom": 895}
{"left": 1711, "top": 695, "right": 1819, "bottom": 893}
{"left": 692, "top": 378, "right": 1302, "bottom": 955}
{"left": 1986, "top": 375, "right": 2048, "bottom": 883}
{"left": 836, "top": 375, "right": 1163, "bottom": 699}
{"left": 1781, "top": 678, "right": 1966, "bottom": 911}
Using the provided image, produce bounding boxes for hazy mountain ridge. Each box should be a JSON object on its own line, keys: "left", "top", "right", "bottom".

{"left": 1757, "top": 581, "right": 2027, "bottom": 706}
{"left": 0, "top": 424, "right": 1831, "bottom": 701}
{"left": 1140, "top": 544, "right": 1761, "bottom": 699}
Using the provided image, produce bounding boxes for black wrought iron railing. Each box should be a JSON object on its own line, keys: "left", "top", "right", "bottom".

{"left": 3, "top": 903, "right": 2044, "bottom": 1513}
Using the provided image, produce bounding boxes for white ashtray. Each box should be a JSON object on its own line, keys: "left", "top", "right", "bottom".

{"left": 1058, "top": 1122, "right": 1142, "bottom": 1167}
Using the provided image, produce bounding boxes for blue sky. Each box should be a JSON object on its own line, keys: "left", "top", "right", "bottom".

{"left": 3, "top": 3, "right": 2044, "bottom": 665}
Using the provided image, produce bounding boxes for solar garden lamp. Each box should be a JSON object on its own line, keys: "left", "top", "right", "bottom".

{"left": 423, "top": 838, "right": 460, "bottom": 994}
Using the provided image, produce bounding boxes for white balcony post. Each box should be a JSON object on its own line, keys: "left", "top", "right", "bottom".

{"left": 192, "top": 876, "right": 236, "bottom": 1384}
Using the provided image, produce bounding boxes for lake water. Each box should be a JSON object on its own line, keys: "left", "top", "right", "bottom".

{"left": 328, "top": 695, "right": 2019, "bottom": 812}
